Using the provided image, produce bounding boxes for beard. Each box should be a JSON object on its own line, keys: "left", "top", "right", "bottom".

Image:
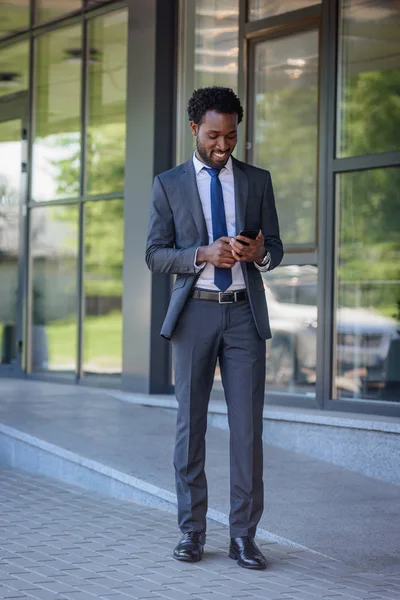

{"left": 196, "top": 137, "right": 231, "bottom": 169}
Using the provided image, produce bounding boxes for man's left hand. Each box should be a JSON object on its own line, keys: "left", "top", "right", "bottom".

{"left": 230, "top": 230, "right": 265, "bottom": 263}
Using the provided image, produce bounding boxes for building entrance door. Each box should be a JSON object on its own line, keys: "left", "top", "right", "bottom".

{"left": 0, "top": 93, "right": 28, "bottom": 375}
{"left": 246, "top": 25, "right": 321, "bottom": 398}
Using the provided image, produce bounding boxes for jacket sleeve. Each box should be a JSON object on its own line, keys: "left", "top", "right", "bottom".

{"left": 261, "top": 171, "right": 284, "bottom": 271}
{"left": 145, "top": 175, "right": 198, "bottom": 275}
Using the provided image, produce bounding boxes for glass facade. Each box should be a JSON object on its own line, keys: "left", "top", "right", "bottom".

{"left": 0, "top": 41, "right": 29, "bottom": 97}
{"left": 335, "top": 168, "right": 400, "bottom": 402}
{"left": 0, "top": 0, "right": 127, "bottom": 380}
{"left": 32, "top": 25, "right": 82, "bottom": 202}
{"left": 193, "top": 0, "right": 239, "bottom": 90}
{"left": 86, "top": 10, "right": 127, "bottom": 195}
{"left": 83, "top": 199, "right": 123, "bottom": 376}
{"left": 337, "top": 0, "right": 400, "bottom": 157}
{"left": 177, "top": 0, "right": 239, "bottom": 162}
{"left": 0, "top": 118, "right": 22, "bottom": 365}
{"left": 177, "top": 0, "right": 399, "bottom": 413}
{"left": 252, "top": 29, "right": 319, "bottom": 248}
{"left": 0, "top": 1, "right": 30, "bottom": 38}
{"left": 264, "top": 265, "right": 318, "bottom": 395}
{"left": 0, "top": 0, "right": 398, "bottom": 417}
{"left": 249, "top": 1, "right": 321, "bottom": 21}
{"left": 31, "top": 205, "right": 79, "bottom": 374}
{"left": 35, "top": 1, "right": 81, "bottom": 24}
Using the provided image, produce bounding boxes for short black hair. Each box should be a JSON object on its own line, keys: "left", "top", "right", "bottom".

{"left": 187, "top": 86, "right": 243, "bottom": 125}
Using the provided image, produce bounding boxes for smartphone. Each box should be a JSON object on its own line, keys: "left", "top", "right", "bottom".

{"left": 237, "top": 228, "right": 259, "bottom": 246}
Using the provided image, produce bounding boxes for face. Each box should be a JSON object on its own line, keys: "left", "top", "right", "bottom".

{"left": 190, "top": 110, "right": 238, "bottom": 169}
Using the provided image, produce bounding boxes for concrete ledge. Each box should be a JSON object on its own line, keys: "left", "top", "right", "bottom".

{"left": 0, "top": 423, "right": 176, "bottom": 512}
{"left": 109, "top": 391, "right": 400, "bottom": 433}
{"left": 109, "top": 391, "right": 400, "bottom": 486}
{"left": 0, "top": 423, "right": 313, "bottom": 552}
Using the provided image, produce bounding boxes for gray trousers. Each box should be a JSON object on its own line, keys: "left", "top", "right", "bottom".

{"left": 172, "top": 297, "right": 266, "bottom": 538}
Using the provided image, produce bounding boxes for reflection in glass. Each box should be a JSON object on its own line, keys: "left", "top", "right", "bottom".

{"left": 0, "top": 119, "right": 22, "bottom": 365}
{"left": 338, "top": 1, "right": 400, "bottom": 157}
{"left": 253, "top": 30, "right": 319, "bottom": 246}
{"left": 264, "top": 265, "right": 318, "bottom": 394}
{"left": 335, "top": 168, "right": 400, "bottom": 402}
{"left": 248, "top": 0, "right": 320, "bottom": 21}
{"left": 0, "top": 0, "right": 29, "bottom": 38}
{"left": 31, "top": 205, "right": 78, "bottom": 374}
{"left": 214, "top": 265, "right": 318, "bottom": 396}
{"left": 32, "top": 25, "right": 82, "bottom": 202}
{"left": 35, "top": 0, "right": 81, "bottom": 24}
{"left": 83, "top": 199, "right": 123, "bottom": 376}
{"left": 0, "top": 41, "right": 29, "bottom": 98}
{"left": 194, "top": 0, "right": 239, "bottom": 90}
{"left": 86, "top": 9, "right": 128, "bottom": 195}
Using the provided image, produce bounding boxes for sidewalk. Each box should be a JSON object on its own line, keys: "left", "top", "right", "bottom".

{"left": 0, "top": 379, "right": 399, "bottom": 578}
{"left": 1, "top": 467, "right": 399, "bottom": 600}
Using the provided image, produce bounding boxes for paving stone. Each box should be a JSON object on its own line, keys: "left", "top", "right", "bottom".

{"left": 0, "top": 468, "right": 398, "bottom": 600}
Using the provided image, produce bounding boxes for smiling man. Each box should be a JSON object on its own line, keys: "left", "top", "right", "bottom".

{"left": 146, "top": 87, "right": 283, "bottom": 570}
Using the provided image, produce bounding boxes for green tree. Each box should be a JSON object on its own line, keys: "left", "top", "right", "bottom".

{"left": 337, "top": 70, "right": 400, "bottom": 316}
{"left": 51, "top": 122, "right": 125, "bottom": 298}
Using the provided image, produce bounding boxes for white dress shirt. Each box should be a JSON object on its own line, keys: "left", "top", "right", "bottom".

{"left": 193, "top": 153, "right": 246, "bottom": 291}
{"left": 193, "top": 153, "right": 269, "bottom": 291}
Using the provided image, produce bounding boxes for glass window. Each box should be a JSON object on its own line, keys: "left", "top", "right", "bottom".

{"left": 0, "top": 1, "right": 30, "bottom": 38}
{"left": 35, "top": 0, "right": 82, "bottom": 24}
{"left": 334, "top": 168, "right": 400, "bottom": 402}
{"left": 31, "top": 205, "right": 79, "bottom": 374}
{"left": 86, "top": 9, "right": 128, "bottom": 195}
{"left": 213, "top": 264, "right": 318, "bottom": 396}
{"left": 337, "top": 1, "right": 400, "bottom": 157}
{"left": 0, "top": 41, "right": 29, "bottom": 98}
{"left": 264, "top": 265, "right": 318, "bottom": 395}
{"left": 248, "top": 1, "right": 320, "bottom": 21}
{"left": 0, "top": 118, "right": 22, "bottom": 365}
{"left": 32, "top": 25, "right": 82, "bottom": 202}
{"left": 193, "top": 0, "right": 239, "bottom": 90}
{"left": 177, "top": 0, "right": 239, "bottom": 163}
{"left": 84, "top": 199, "right": 123, "bottom": 377}
{"left": 252, "top": 29, "right": 319, "bottom": 247}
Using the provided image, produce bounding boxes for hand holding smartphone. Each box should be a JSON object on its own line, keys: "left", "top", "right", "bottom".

{"left": 237, "top": 229, "right": 260, "bottom": 246}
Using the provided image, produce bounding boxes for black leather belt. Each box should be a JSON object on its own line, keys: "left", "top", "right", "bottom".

{"left": 190, "top": 288, "right": 248, "bottom": 304}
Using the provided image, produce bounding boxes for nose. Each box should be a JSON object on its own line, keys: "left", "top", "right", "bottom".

{"left": 216, "top": 137, "right": 229, "bottom": 151}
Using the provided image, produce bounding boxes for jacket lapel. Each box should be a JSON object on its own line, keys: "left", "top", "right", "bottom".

{"left": 232, "top": 157, "right": 248, "bottom": 235}
{"left": 180, "top": 159, "right": 208, "bottom": 245}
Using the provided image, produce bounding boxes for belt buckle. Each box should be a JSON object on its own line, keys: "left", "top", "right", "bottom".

{"left": 218, "top": 292, "right": 234, "bottom": 304}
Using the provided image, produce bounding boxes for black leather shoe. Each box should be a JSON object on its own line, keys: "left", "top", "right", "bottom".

{"left": 173, "top": 532, "right": 206, "bottom": 562}
{"left": 229, "top": 536, "right": 267, "bottom": 570}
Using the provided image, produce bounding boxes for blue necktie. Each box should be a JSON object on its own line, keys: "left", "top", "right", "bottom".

{"left": 203, "top": 167, "right": 232, "bottom": 292}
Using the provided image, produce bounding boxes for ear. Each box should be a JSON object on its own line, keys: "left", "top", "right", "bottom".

{"left": 189, "top": 121, "right": 198, "bottom": 137}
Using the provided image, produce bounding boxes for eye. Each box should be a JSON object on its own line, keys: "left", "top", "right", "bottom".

{"left": 208, "top": 135, "right": 217, "bottom": 140}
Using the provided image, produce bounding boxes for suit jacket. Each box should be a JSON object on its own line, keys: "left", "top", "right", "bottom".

{"left": 145, "top": 156, "right": 283, "bottom": 340}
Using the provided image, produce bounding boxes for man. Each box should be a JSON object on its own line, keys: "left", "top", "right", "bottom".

{"left": 146, "top": 87, "right": 283, "bottom": 570}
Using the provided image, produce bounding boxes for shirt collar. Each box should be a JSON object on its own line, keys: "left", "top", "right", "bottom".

{"left": 192, "top": 152, "right": 233, "bottom": 175}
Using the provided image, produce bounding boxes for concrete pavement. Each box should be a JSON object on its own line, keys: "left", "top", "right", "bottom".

{"left": 0, "top": 378, "right": 399, "bottom": 581}
{"left": 1, "top": 467, "right": 400, "bottom": 600}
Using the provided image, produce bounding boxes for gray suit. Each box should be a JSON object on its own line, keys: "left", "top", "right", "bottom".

{"left": 146, "top": 156, "right": 283, "bottom": 537}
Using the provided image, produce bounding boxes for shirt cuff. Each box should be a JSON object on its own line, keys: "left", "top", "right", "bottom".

{"left": 254, "top": 251, "right": 271, "bottom": 272}
{"left": 194, "top": 247, "right": 206, "bottom": 272}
